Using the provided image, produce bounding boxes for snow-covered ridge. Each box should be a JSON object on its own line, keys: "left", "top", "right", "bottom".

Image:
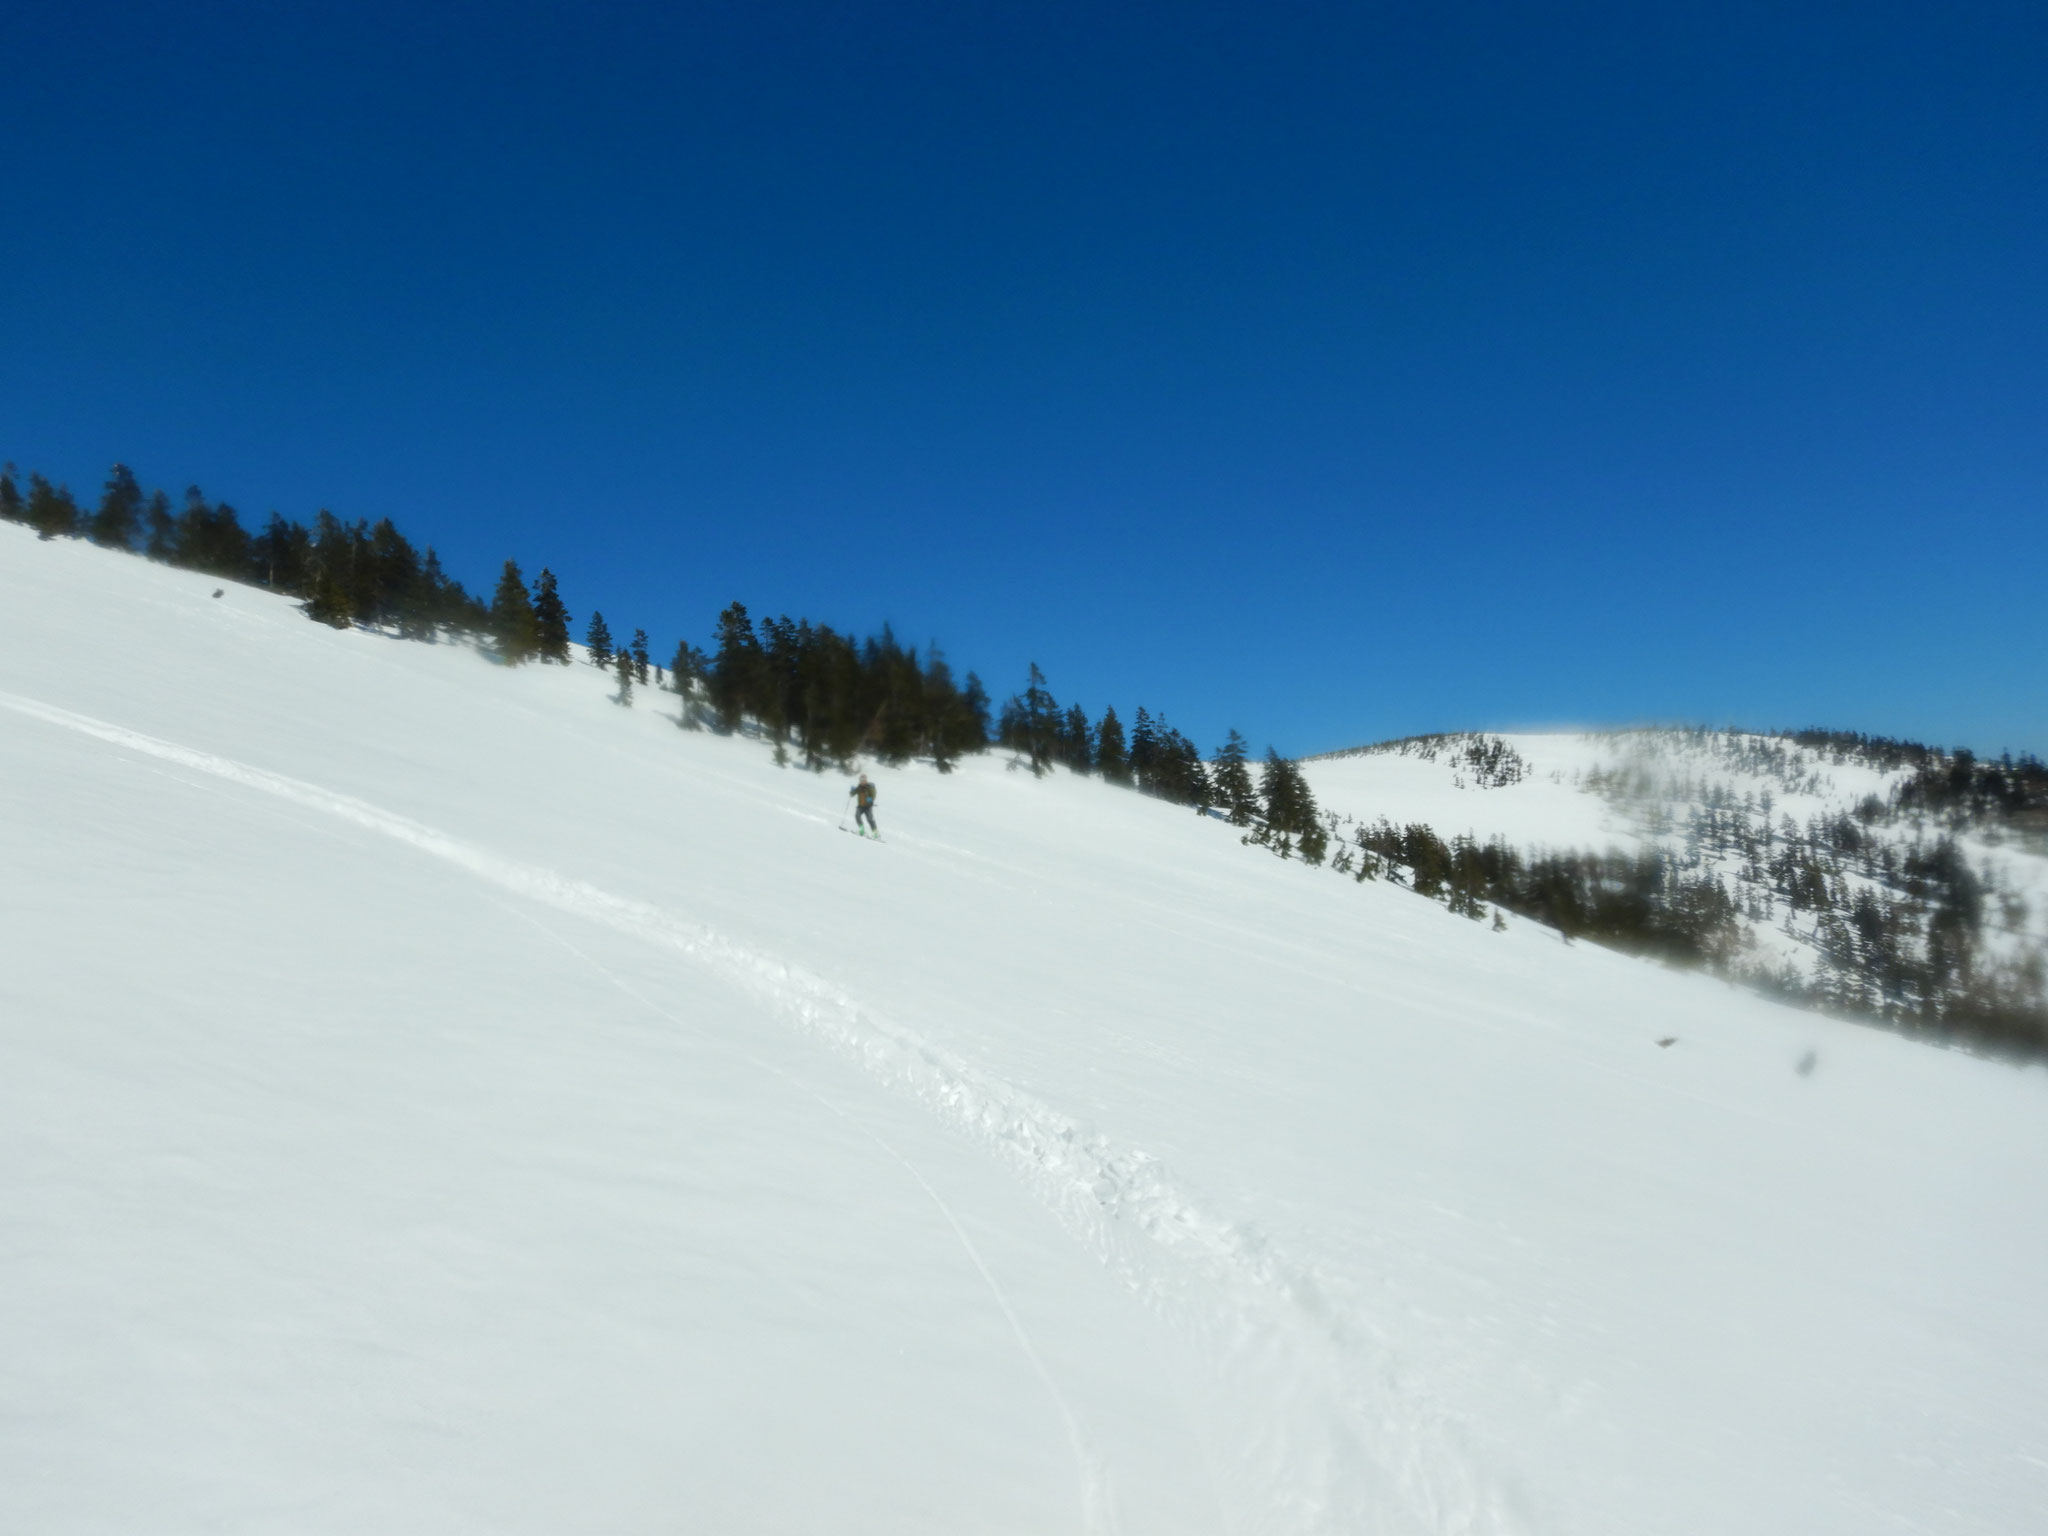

{"left": 6, "top": 521, "right": 2048, "bottom": 1535}
{"left": 1302, "top": 729, "right": 2048, "bottom": 1050}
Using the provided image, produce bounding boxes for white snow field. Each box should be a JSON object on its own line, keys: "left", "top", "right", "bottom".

{"left": 4, "top": 520, "right": 2046, "bottom": 1535}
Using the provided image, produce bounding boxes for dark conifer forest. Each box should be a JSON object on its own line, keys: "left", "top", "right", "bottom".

{"left": 6, "top": 457, "right": 2044, "bottom": 1058}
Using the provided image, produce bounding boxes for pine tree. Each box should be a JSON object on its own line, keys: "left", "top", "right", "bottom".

{"left": 303, "top": 515, "right": 352, "bottom": 627}
{"left": 1057, "top": 703, "right": 1094, "bottom": 773}
{"left": 615, "top": 647, "right": 634, "bottom": 705}
{"left": 922, "top": 647, "right": 962, "bottom": 772}
{"left": 1259, "top": 749, "right": 1289, "bottom": 837}
{"left": 27, "top": 475, "right": 79, "bottom": 540}
{"left": 1213, "top": 730, "right": 1258, "bottom": 824}
{"left": 669, "top": 639, "right": 707, "bottom": 688}
{"left": 531, "top": 569, "right": 572, "bottom": 663}
{"left": 630, "top": 628, "right": 650, "bottom": 684}
{"left": 335, "top": 517, "right": 378, "bottom": 619}
{"left": 1003, "top": 663, "right": 1057, "bottom": 775}
{"left": 1159, "top": 725, "right": 1210, "bottom": 811}
{"left": 1294, "top": 823, "right": 1327, "bottom": 872}
{"left": 365, "top": 518, "right": 420, "bottom": 627}
{"left": 253, "top": 513, "right": 311, "bottom": 594}
{"left": 1129, "top": 707, "right": 1160, "bottom": 791}
{"left": 1257, "top": 749, "right": 1322, "bottom": 856}
{"left": 90, "top": 464, "right": 143, "bottom": 549}
{"left": 490, "top": 560, "right": 540, "bottom": 663}
{"left": 418, "top": 548, "right": 465, "bottom": 635}
{"left": 173, "top": 487, "right": 252, "bottom": 576}
{"left": 1027, "top": 664, "right": 1058, "bottom": 773}
{"left": 710, "top": 601, "right": 762, "bottom": 732}
{"left": 305, "top": 512, "right": 354, "bottom": 624}
{"left": 961, "top": 672, "right": 992, "bottom": 747}
{"left": 862, "top": 625, "right": 924, "bottom": 766}
{"left": 0, "top": 465, "right": 23, "bottom": 525}
{"left": 585, "top": 611, "right": 614, "bottom": 668}
{"left": 1096, "top": 706, "right": 1130, "bottom": 785}
{"left": 305, "top": 571, "right": 352, "bottom": 628}
{"left": 144, "top": 491, "right": 175, "bottom": 560}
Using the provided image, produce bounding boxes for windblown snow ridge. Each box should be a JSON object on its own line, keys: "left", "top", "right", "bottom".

{"left": 1, "top": 690, "right": 1524, "bottom": 1535}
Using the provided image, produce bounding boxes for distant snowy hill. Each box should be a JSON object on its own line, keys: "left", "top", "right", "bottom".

{"left": 4, "top": 520, "right": 2047, "bottom": 1535}
{"left": 1304, "top": 730, "right": 2048, "bottom": 1051}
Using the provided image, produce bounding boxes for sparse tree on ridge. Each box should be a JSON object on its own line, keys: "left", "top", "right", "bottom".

{"left": 711, "top": 602, "right": 762, "bottom": 732}
{"left": 253, "top": 513, "right": 311, "bottom": 596}
{"left": 1056, "top": 703, "right": 1094, "bottom": 774}
{"left": 922, "top": 646, "right": 975, "bottom": 772}
{"left": 585, "top": 611, "right": 614, "bottom": 668}
{"left": 630, "top": 628, "right": 650, "bottom": 684}
{"left": 1257, "top": 749, "right": 1325, "bottom": 862}
{"left": 670, "top": 639, "right": 709, "bottom": 728}
{"left": 490, "top": 560, "right": 540, "bottom": 663}
{"left": 419, "top": 548, "right": 483, "bottom": 635}
{"left": 1024, "top": 664, "right": 1057, "bottom": 774}
{"left": 1096, "top": 706, "right": 1130, "bottom": 785}
{"left": 1129, "top": 707, "right": 1159, "bottom": 791}
{"left": 1155, "top": 723, "right": 1211, "bottom": 812}
{"left": 961, "top": 672, "right": 992, "bottom": 747}
{"left": 531, "top": 569, "right": 572, "bottom": 663}
{"left": 615, "top": 647, "right": 634, "bottom": 705}
{"left": 144, "top": 491, "right": 175, "bottom": 560}
{"left": 999, "top": 663, "right": 1059, "bottom": 776}
{"left": 27, "top": 475, "right": 78, "bottom": 540}
{"left": 305, "top": 512, "right": 356, "bottom": 625}
{"left": 90, "top": 464, "right": 143, "bottom": 550}
{"left": 175, "top": 487, "right": 253, "bottom": 576}
{"left": 1213, "top": 730, "right": 1258, "bottom": 824}
{"left": 0, "top": 465, "right": 23, "bottom": 525}
{"left": 363, "top": 518, "right": 421, "bottom": 628}
{"left": 305, "top": 564, "right": 352, "bottom": 627}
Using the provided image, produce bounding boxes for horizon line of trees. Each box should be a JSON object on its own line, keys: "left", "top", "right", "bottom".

{"left": 987, "top": 663, "right": 1329, "bottom": 854}
{"left": 3, "top": 456, "right": 1321, "bottom": 796}
{"left": 13, "top": 458, "right": 2040, "bottom": 1058}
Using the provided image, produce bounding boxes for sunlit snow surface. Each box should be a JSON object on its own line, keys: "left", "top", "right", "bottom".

{"left": 3, "top": 522, "right": 2046, "bottom": 1535}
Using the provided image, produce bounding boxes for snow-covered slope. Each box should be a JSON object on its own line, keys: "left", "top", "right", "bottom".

{"left": 5, "top": 522, "right": 2047, "bottom": 1535}
{"left": 1306, "top": 731, "right": 2048, "bottom": 1005}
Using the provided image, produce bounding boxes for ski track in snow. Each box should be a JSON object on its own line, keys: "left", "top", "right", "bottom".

{"left": 490, "top": 896, "right": 1127, "bottom": 1536}
{"left": 1, "top": 690, "right": 1525, "bottom": 1535}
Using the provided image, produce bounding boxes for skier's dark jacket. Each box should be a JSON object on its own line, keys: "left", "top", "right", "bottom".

{"left": 852, "top": 780, "right": 877, "bottom": 810}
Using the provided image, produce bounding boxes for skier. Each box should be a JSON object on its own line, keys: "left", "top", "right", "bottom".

{"left": 848, "top": 773, "right": 879, "bottom": 838}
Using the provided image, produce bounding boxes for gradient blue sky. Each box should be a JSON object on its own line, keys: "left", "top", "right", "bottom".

{"left": 5, "top": 2, "right": 2043, "bottom": 757}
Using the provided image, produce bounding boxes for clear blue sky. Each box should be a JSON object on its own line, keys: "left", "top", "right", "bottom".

{"left": 5, "top": 2, "right": 2043, "bottom": 758}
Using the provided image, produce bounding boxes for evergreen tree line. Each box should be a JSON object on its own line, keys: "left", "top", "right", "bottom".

{"left": 994, "top": 664, "right": 1213, "bottom": 805}
{"left": 1, "top": 460, "right": 506, "bottom": 639}
{"left": 0, "top": 459, "right": 686, "bottom": 683}
{"left": 5, "top": 459, "right": 1334, "bottom": 825}
{"left": 1337, "top": 820, "right": 1745, "bottom": 963}
{"left": 696, "top": 602, "right": 991, "bottom": 770}
{"left": 983, "top": 663, "right": 1343, "bottom": 866}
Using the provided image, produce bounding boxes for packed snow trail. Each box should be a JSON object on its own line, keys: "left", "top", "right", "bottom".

{"left": 0, "top": 688, "right": 1522, "bottom": 1534}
